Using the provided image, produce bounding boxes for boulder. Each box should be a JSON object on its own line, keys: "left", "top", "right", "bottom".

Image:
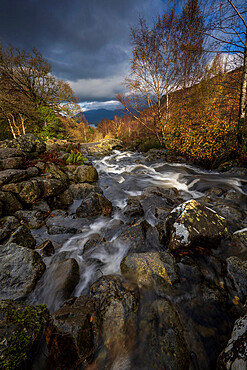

{"left": 117, "top": 219, "right": 151, "bottom": 253}
{"left": 3, "top": 179, "right": 42, "bottom": 204}
{"left": 123, "top": 198, "right": 144, "bottom": 218}
{"left": 46, "top": 162, "right": 69, "bottom": 184}
{"left": 0, "top": 191, "right": 22, "bottom": 215}
{"left": 137, "top": 298, "right": 190, "bottom": 369}
{"left": 38, "top": 240, "right": 55, "bottom": 257}
{"left": 0, "top": 147, "right": 24, "bottom": 159}
{"left": 217, "top": 314, "right": 247, "bottom": 369}
{"left": 37, "top": 178, "right": 66, "bottom": 198}
{"left": 47, "top": 189, "right": 73, "bottom": 210}
{"left": 47, "top": 225, "right": 78, "bottom": 235}
{"left": 89, "top": 275, "right": 139, "bottom": 367}
{"left": 0, "top": 157, "right": 23, "bottom": 170}
{"left": 40, "top": 258, "right": 80, "bottom": 312}
{"left": 121, "top": 251, "right": 178, "bottom": 294}
{"left": 7, "top": 225, "right": 36, "bottom": 249}
{"left": 0, "top": 216, "right": 20, "bottom": 243}
{"left": 166, "top": 199, "right": 229, "bottom": 252}
{"left": 76, "top": 192, "right": 112, "bottom": 218}
{"left": 0, "top": 134, "right": 46, "bottom": 155}
{"left": 45, "top": 296, "right": 100, "bottom": 369}
{"left": 0, "top": 300, "right": 49, "bottom": 369}
{"left": 0, "top": 243, "right": 46, "bottom": 300}
{"left": 0, "top": 167, "right": 38, "bottom": 187}
{"left": 69, "top": 183, "right": 103, "bottom": 199}
{"left": 15, "top": 209, "right": 48, "bottom": 229}
{"left": 74, "top": 165, "right": 98, "bottom": 183}
{"left": 226, "top": 256, "right": 247, "bottom": 303}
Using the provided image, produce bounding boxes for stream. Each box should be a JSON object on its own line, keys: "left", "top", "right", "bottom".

{"left": 29, "top": 150, "right": 247, "bottom": 312}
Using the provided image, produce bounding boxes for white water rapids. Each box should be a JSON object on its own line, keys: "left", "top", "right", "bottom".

{"left": 29, "top": 151, "right": 247, "bottom": 312}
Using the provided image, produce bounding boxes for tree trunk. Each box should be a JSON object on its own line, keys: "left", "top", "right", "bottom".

{"left": 238, "top": 43, "right": 247, "bottom": 147}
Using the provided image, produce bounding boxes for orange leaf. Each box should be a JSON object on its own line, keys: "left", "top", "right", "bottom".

{"left": 90, "top": 315, "right": 93, "bottom": 322}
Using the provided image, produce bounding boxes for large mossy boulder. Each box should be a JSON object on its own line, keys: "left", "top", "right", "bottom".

{"left": 0, "top": 216, "right": 20, "bottom": 243}
{"left": 76, "top": 192, "right": 112, "bottom": 218}
{"left": 166, "top": 199, "right": 229, "bottom": 252}
{"left": 45, "top": 296, "right": 100, "bottom": 369}
{"left": 121, "top": 251, "right": 178, "bottom": 294}
{"left": 0, "top": 243, "right": 46, "bottom": 300}
{"left": 74, "top": 165, "right": 98, "bottom": 183}
{"left": 0, "top": 300, "right": 49, "bottom": 370}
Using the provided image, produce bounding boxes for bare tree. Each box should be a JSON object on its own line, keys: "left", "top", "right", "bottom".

{"left": 118, "top": 0, "right": 205, "bottom": 143}
{"left": 206, "top": 0, "right": 247, "bottom": 145}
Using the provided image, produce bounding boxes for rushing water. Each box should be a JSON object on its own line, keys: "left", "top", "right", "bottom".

{"left": 29, "top": 150, "right": 247, "bottom": 313}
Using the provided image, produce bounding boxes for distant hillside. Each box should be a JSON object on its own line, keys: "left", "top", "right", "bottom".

{"left": 75, "top": 108, "right": 124, "bottom": 125}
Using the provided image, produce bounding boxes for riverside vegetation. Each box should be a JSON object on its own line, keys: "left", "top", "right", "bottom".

{"left": 0, "top": 133, "right": 246, "bottom": 369}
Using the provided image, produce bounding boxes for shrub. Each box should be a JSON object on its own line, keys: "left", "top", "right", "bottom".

{"left": 66, "top": 150, "right": 88, "bottom": 165}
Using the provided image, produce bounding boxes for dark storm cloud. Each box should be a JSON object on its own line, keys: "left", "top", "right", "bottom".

{"left": 0, "top": 0, "right": 165, "bottom": 100}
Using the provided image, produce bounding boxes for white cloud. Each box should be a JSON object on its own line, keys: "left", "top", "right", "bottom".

{"left": 79, "top": 100, "right": 121, "bottom": 112}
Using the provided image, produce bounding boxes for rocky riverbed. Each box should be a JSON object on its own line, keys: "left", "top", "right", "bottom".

{"left": 0, "top": 134, "right": 247, "bottom": 369}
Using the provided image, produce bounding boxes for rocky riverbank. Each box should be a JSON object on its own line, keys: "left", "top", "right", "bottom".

{"left": 0, "top": 134, "right": 247, "bottom": 369}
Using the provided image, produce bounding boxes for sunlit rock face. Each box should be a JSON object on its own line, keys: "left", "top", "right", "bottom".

{"left": 166, "top": 199, "right": 229, "bottom": 252}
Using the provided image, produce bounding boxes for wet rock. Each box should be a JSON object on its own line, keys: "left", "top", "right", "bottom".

{"left": 137, "top": 298, "right": 190, "bottom": 369}
{"left": 8, "top": 225, "right": 36, "bottom": 249}
{"left": 0, "top": 167, "right": 39, "bottom": 187}
{"left": 0, "top": 134, "right": 46, "bottom": 155}
{"left": 0, "top": 191, "right": 23, "bottom": 215}
{"left": 69, "top": 183, "right": 103, "bottom": 199}
{"left": 31, "top": 200, "right": 51, "bottom": 213}
{"left": 166, "top": 199, "right": 229, "bottom": 252}
{"left": 76, "top": 192, "right": 112, "bottom": 218}
{"left": 0, "top": 216, "right": 20, "bottom": 243}
{"left": 226, "top": 256, "right": 247, "bottom": 303}
{"left": 123, "top": 198, "right": 144, "bottom": 218}
{"left": 205, "top": 187, "right": 225, "bottom": 199}
{"left": 0, "top": 300, "right": 49, "bottom": 370}
{"left": 0, "top": 243, "right": 46, "bottom": 300}
{"left": 121, "top": 251, "right": 178, "bottom": 294}
{"left": 176, "top": 282, "right": 233, "bottom": 369}
{"left": 0, "top": 156, "right": 23, "bottom": 170}
{"left": 15, "top": 209, "right": 48, "bottom": 229}
{"left": 3, "top": 179, "right": 42, "bottom": 204}
{"left": 38, "top": 240, "right": 55, "bottom": 257}
{"left": 117, "top": 219, "right": 151, "bottom": 253}
{"left": 217, "top": 313, "right": 247, "bottom": 369}
{"left": 213, "top": 201, "right": 246, "bottom": 233}
{"left": 45, "top": 296, "right": 100, "bottom": 369}
{"left": 48, "top": 225, "right": 78, "bottom": 235}
{"left": 89, "top": 275, "right": 139, "bottom": 367}
{"left": 74, "top": 164, "right": 98, "bottom": 183}
{"left": 83, "top": 234, "right": 106, "bottom": 254}
{"left": 47, "top": 258, "right": 80, "bottom": 304}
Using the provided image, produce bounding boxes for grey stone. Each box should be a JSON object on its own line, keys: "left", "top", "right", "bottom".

{"left": 0, "top": 242, "right": 46, "bottom": 300}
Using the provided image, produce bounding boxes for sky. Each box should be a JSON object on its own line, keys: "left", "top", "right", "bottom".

{"left": 0, "top": 0, "right": 167, "bottom": 110}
